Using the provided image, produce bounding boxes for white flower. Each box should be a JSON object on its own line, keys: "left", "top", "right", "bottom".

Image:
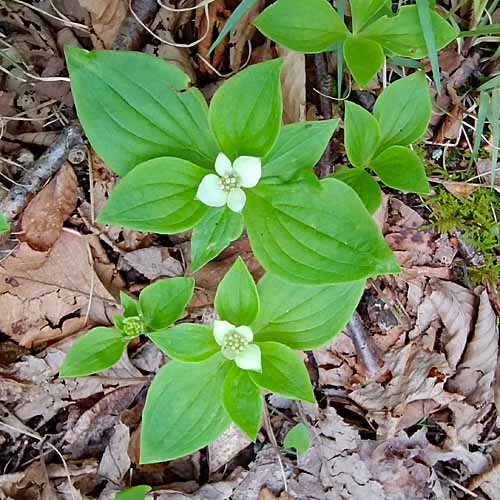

{"left": 196, "top": 153, "right": 262, "bottom": 213}
{"left": 213, "top": 319, "right": 262, "bottom": 372}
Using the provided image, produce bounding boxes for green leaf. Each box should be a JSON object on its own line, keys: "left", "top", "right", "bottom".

{"left": 344, "top": 101, "right": 381, "bottom": 167}
{"left": 222, "top": 364, "right": 263, "bottom": 441}
{"left": 252, "top": 274, "right": 365, "bottom": 350}
{"left": 249, "top": 342, "right": 315, "bottom": 403}
{"left": 284, "top": 423, "right": 310, "bottom": 454}
{"left": 488, "top": 90, "right": 500, "bottom": 185}
{"left": 350, "top": 0, "right": 389, "bottom": 33}
{"left": 209, "top": 0, "right": 260, "bottom": 54}
{"left": 215, "top": 257, "right": 260, "bottom": 326}
{"left": 208, "top": 59, "right": 283, "bottom": 160}
{"left": 371, "top": 146, "right": 430, "bottom": 194}
{"left": 262, "top": 120, "right": 339, "bottom": 182}
{"left": 254, "top": 0, "right": 348, "bottom": 53}
{"left": 373, "top": 72, "right": 432, "bottom": 151}
{"left": 60, "top": 327, "right": 125, "bottom": 378}
{"left": 191, "top": 208, "right": 244, "bottom": 273}
{"left": 120, "top": 291, "right": 139, "bottom": 317}
{"left": 97, "top": 157, "right": 209, "bottom": 234}
{"left": 0, "top": 213, "right": 9, "bottom": 234}
{"left": 116, "top": 485, "right": 152, "bottom": 500}
{"left": 344, "top": 36, "right": 384, "bottom": 89}
{"left": 65, "top": 48, "right": 218, "bottom": 176}
{"left": 244, "top": 179, "right": 399, "bottom": 285}
{"left": 416, "top": 0, "right": 442, "bottom": 95}
{"left": 361, "top": 6, "right": 458, "bottom": 59}
{"left": 148, "top": 324, "right": 219, "bottom": 362}
{"left": 141, "top": 354, "right": 231, "bottom": 463}
{"left": 139, "top": 278, "right": 194, "bottom": 331}
{"left": 333, "top": 167, "right": 382, "bottom": 214}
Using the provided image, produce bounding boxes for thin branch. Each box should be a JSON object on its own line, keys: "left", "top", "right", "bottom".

{"left": 0, "top": 122, "right": 83, "bottom": 222}
{"left": 346, "top": 312, "right": 386, "bottom": 381}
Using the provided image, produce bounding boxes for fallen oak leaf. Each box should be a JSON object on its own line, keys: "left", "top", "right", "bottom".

{"left": 0, "top": 230, "right": 119, "bottom": 347}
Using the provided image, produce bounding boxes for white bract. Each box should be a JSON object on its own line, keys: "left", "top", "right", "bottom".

{"left": 213, "top": 320, "right": 262, "bottom": 372}
{"left": 196, "top": 153, "right": 262, "bottom": 213}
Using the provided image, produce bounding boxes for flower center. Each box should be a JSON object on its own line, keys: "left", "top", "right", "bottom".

{"left": 218, "top": 175, "right": 239, "bottom": 192}
{"left": 122, "top": 316, "right": 144, "bottom": 338}
{"left": 221, "top": 331, "right": 248, "bottom": 360}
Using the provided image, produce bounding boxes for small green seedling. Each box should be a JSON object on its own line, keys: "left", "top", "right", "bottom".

{"left": 116, "top": 485, "right": 152, "bottom": 500}
{"left": 255, "top": 0, "right": 458, "bottom": 88}
{"left": 336, "top": 72, "right": 432, "bottom": 213}
{"left": 66, "top": 48, "right": 399, "bottom": 285}
{"left": 0, "top": 213, "right": 9, "bottom": 234}
{"left": 59, "top": 278, "right": 194, "bottom": 377}
{"left": 284, "top": 423, "right": 311, "bottom": 455}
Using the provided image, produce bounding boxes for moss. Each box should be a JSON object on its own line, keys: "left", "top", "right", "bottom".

{"left": 427, "top": 187, "right": 500, "bottom": 285}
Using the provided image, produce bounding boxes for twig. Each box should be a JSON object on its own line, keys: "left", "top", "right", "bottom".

{"left": 112, "top": 0, "right": 161, "bottom": 51}
{"left": 345, "top": 312, "right": 386, "bottom": 380}
{"left": 263, "top": 403, "right": 288, "bottom": 493}
{"left": 0, "top": 121, "right": 83, "bottom": 222}
{"left": 311, "top": 53, "right": 334, "bottom": 178}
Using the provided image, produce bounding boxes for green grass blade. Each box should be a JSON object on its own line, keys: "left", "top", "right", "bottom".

{"left": 388, "top": 56, "right": 425, "bottom": 70}
{"left": 460, "top": 23, "right": 500, "bottom": 36}
{"left": 488, "top": 90, "right": 500, "bottom": 185}
{"left": 337, "top": 0, "right": 345, "bottom": 98}
{"left": 208, "top": 0, "right": 260, "bottom": 55}
{"left": 416, "top": 0, "right": 442, "bottom": 95}
{"left": 478, "top": 74, "right": 500, "bottom": 92}
{"left": 470, "top": 91, "right": 490, "bottom": 167}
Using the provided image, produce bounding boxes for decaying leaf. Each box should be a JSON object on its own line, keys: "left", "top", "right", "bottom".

{"left": 118, "top": 247, "right": 184, "bottom": 280}
{"left": 98, "top": 421, "right": 131, "bottom": 483}
{"left": 20, "top": 163, "right": 78, "bottom": 251}
{"left": 209, "top": 424, "right": 252, "bottom": 473}
{"left": 447, "top": 289, "right": 498, "bottom": 406}
{"left": 277, "top": 47, "right": 306, "bottom": 125}
{"left": 79, "top": 0, "right": 127, "bottom": 49}
{"left": 0, "top": 230, "right": 119, "bottom": 347}
{"left": 430, "top": 279, "right": 477, "bottom": 370}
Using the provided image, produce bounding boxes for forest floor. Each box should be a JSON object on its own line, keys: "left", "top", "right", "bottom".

{"left": 0, "top": 1, "right": 500, "bottom": 499}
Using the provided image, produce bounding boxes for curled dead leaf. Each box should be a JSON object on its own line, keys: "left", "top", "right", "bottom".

{"left": 429, "top": 279, "right": 476, "bottom": 370}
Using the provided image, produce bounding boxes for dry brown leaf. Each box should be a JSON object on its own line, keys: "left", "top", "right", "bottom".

{"left": 429, "top": 279, "right": 476, "bottom": 370}
{"left": 434, "top": 86, "right": 465, "bottom": 143}
{"left": 229, "top": 1, "right": 262, "bottom": 71}
{"left": 20, "top": 163, "right": 78, "bottom": 251}
{"left": 79, "top": 0, "right": 126, "bottom": 49}
{"left": 350, "top": 342, "right": 453, "bottom": 426}
{"left": 208, "top": 425, "right": 251, "bottom": 473}
{"left": 118, "top": 247, "right": 184, "bottom": 280}
{"left": 0, "top": 230, "right": 118, "bottom": 347}
{"left": 442, "top": 180, "right": 480, "bottom": 199}
{"left": 277, "top": 47, "right": 306, "bottom": 125}
{"left": 98, "top": 421, "right": 131, "bottom": 483}
{"left": 447, "top": 289, "right": 498, "bottom": 406}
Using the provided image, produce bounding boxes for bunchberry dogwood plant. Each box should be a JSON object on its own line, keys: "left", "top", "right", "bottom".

{"left": 255, "top": 0, "right": 458, "bottom": 88}
{"left": 66, "top": 47, "right": 399, "bottom": 285}
{"left": 60, "top": 258, "right": 365, "bottom": 462}
{"left": 140, "top": 258, "right": 365, "bottom": 462}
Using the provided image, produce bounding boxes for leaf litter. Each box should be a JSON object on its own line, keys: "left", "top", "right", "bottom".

{"left": 0, "top": 1, "right": 500, "bottom": 499}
